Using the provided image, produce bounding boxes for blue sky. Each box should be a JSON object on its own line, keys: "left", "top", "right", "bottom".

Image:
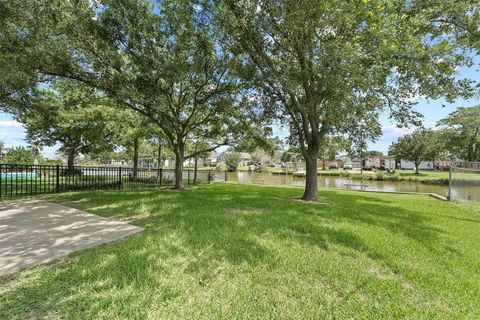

{"left": 1, "top": 57, "right": 479, "bottom": 158}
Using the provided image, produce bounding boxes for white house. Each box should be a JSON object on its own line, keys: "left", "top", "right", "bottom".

{"left": 384, "top": 156, "right": 396, "bottom": 170}
{"left": 400, "top": 160, "right": 434, "bottom": 170}
{"left": 351, "top": 158, "right": 362, "bottom": 169}
{"left": 364, "top": 156, "right": 382, "bottom": 169}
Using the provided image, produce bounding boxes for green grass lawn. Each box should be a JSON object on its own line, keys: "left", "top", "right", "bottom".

{"left": 1, "top": 184, "right": 479, "bottom": 319}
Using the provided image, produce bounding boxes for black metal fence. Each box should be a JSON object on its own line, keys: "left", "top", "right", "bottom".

{"left": 0, "top": 164, "right": 227, "bottom": 198}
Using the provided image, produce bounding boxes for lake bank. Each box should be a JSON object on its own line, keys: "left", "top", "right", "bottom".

{"left": 239, "top": 168, "right": 450, "bottom": 185}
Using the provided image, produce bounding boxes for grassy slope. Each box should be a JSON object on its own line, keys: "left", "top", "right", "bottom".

{"left": 1, "top": 184, "right": 479, "bottom": 319}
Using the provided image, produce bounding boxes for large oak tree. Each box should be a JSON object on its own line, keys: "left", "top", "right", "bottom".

{"left": 1, "top": 0, "right": 253, "bottom": 189}
{"left": 212, "top": 0, "right": 477, "bottom": 200}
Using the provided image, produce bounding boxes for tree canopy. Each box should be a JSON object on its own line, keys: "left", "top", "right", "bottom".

{"left": 4, "top": 80, "right": 117, "bottom": 169}
{"left": 389, "top": 129, "right": 444, "bottom": 174}
{"left": 212, "top": 0, "right": 477, "bottom": 200}
{"left": 437, "top": 106, "right": 480, "bottom": 162}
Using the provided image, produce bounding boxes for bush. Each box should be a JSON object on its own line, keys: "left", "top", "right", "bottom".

{"left": 59, "top": 168, "right": 83, "bottom": 176}
{"left": 224, "top": 152, "right": 241, "bottom": 171}
{"left": 256, "top": 164, "right": 270, "bottom": 172}
{"left": 215, "top": 163, "right": 228, "bottom": 172}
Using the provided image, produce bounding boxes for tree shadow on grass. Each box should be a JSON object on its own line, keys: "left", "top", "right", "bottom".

{"left": 0, "top": 184, "right": 456, "bottom": 318}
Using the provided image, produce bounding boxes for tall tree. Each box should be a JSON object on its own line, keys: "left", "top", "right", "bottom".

{"left": 214, "top": 0, "right": 476, "bottom": 200}
{"left": 437, "top": 106, "right": 480, "bottom": 162}
{"left": 318, "top": 136, "right": 351, "bottom": 170}
{"left": 186, "top": 140, "right": 211, "bottom": 184}
{"left": 110, "top": 110, "right": 157, "bottom": 178}
{"left": 5, "top": 80, "right": 116, "bottom": 170}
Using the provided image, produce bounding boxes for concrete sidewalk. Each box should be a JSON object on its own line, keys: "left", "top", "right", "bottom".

{"left": 0, "top": 199, "right": 143, "bottom": 276}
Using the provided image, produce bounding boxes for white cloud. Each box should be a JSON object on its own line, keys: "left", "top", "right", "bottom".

{"left": 0, "top": 120, "right": 24, "bottom": 129}
{"left": 271, "top": 124, "right": 289, "bottom": 138}
{"left": 0, "top": 120, "right": 26, "bottom": 147}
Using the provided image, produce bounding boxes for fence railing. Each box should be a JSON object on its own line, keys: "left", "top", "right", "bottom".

{"left": 0, "top": 164, "right": 226, "bottom": 198}
{"left": 436, "top": 161, "right": 480, "bottom": 170}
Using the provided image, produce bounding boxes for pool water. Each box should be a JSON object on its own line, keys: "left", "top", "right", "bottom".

{"left": 0, "top": 172, "right": 41, "bottom": 179}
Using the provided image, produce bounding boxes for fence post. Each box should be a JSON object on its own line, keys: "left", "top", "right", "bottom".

{"left": 56, "top": 165, "right": 60, "bottom": 193}
{"left": 208, "top": 170, "right": 211, "bottom": 184}
{"left": 448, "top": 166, "right": 452, "bottom": 201}
{"left": 118, "top": 167, "right": 122, "bottom": 189}
{"left": 159, "top": 168, "right": 163, "bottom": 186}
{"left": 188, "top": 169, "right": 190, "bottom": 186}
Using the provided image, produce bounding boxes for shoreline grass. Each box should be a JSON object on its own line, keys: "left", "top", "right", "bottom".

{"left": 239, "top": 167, "right": 453, "bottom": 184}
{"left": 1, "top": 184, "right": 479, "bottom": 319}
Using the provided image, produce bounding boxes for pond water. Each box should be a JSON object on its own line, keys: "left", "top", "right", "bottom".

{"left": 226, "top": 171, "right": 477, "bottom": 200}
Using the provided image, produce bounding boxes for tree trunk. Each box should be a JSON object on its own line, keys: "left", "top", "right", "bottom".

{"left": 322, "top": 158, "right": 326, "bottom": 170}
{"left": 133, "top": 137, "right": 139, "bottom": 178}
{"left": 468, "top": 141, "right": 477, "bottom": 162}
{"left": 173, "top": 143, "right": 185, "bottom": 190}
{"left": 67, "top": 150, "right": 75, "bottom": 171}
{"left": 415, "top": 160, "right": 420, "bottom": 174}
{"left": 193, "top": 156, "right": 198, "bottom": 184}
{"left": 302, "top": 149, "right": 319, "bottom": 201}
{"left": 157, "top": 141, "right": 162, "bottom": 182}
{"left": 468, "top": 128, "right": 479, "bottom": 162}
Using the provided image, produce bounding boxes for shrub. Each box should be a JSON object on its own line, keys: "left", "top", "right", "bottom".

{"left": 59, "top": 168, "right": 83, "bottom": 176}
{"left": 215, "top": 163, "right": 228, "bottom": 172}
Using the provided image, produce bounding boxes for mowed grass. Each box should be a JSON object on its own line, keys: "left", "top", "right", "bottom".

{"left": 1, "top": 184, "right": 480, "bottom": 319}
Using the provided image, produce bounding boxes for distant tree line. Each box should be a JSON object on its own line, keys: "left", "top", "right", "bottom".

{"left": 389, "top": 105, "right": 480, "bottom": 173}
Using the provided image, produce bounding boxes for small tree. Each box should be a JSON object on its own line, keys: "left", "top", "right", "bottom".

{"left": 0, "top": 141, "right": 5, "bottom": 162}
{"left": 437, "top": 106, "right": 480, "bottom": 162}
{"left": 110, "top": 110, "right": 157, "bottom": 178}
{"left": 389, "top": 129, "right": 439, "bottom": 174}
{"left": 224, "top": 152, "right": 241, "bottom": 171}
{"left": 4, "top": 146, "right": 34, "bottom": 164}
{"left": 318, "top": 136, "right": 351, "bottom": 170}
{"left": 6, "top": 80, "right": 116, "bottom": 170}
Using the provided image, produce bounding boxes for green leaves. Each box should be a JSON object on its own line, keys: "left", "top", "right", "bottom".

{"left": 388, "top": 129, "right": 446, "bottom": 169}
{"left": 437, "top": 106, "right": 480, "bottom": 161}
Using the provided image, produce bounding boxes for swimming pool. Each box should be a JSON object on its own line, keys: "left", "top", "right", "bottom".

{"left": 0, "top": 172, "right": 41, "bottom": 179}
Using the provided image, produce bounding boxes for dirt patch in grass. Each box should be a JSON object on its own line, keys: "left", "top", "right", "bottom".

{"left": 164, "top": 188, "right": 195, "bottom": 192}
{"left": 225, "top": 207, "right": 273, "bottom": 215}
{"left": 291, "top": 198, "right": 332, "bottom": 205}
